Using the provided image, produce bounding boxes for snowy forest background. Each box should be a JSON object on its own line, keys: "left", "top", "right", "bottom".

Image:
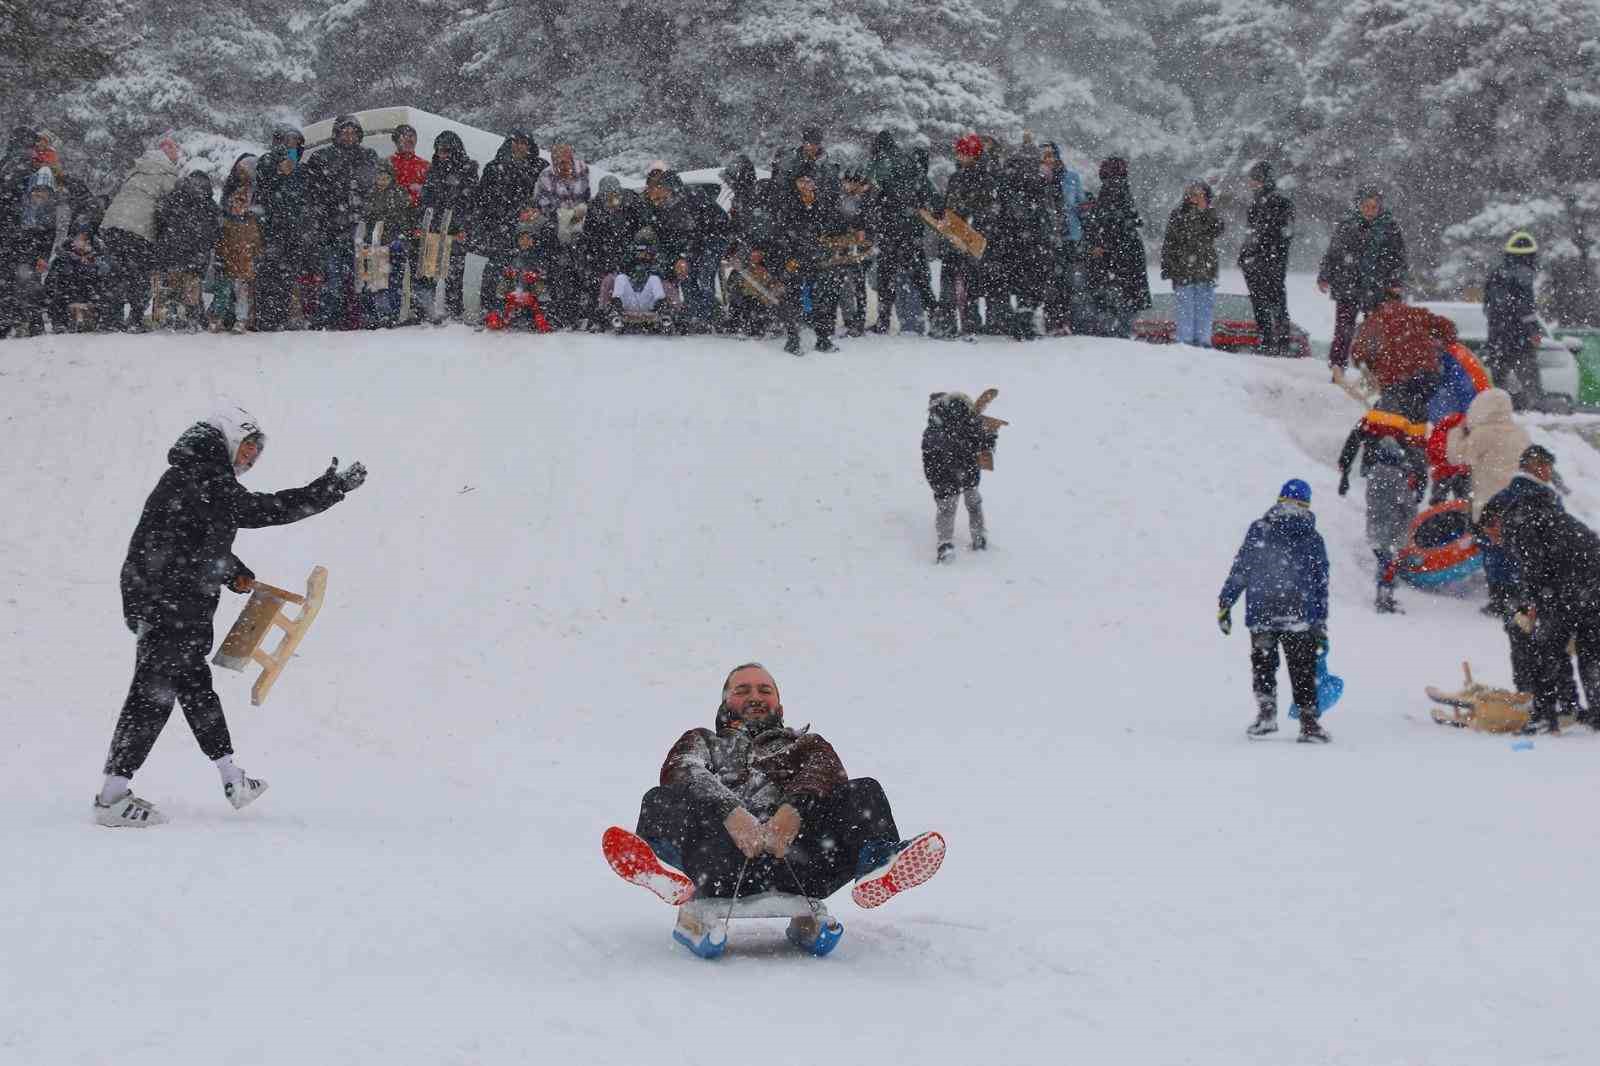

{"left": 5, "top": 0, "right": 1600, "bottom": 312}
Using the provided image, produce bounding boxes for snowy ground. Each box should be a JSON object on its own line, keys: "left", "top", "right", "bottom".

{"left": 3, "top": 290, "right": 1599, "bottom": 1064}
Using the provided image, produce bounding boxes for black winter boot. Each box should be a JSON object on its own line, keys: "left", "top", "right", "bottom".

{"left": 936, "top": 542, "right": 955, "bottom": 564}
{"left": 1297, "top": 713, "right": 1332, "bottom": 744}
{"left": 784, "top": 332, "right": 802, "bottom": 356}
{"left": 1246, "top": 696, "right": 1278, "bottom": 737}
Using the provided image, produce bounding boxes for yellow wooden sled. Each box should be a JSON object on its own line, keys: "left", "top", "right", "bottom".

{"left": 1426, "top": 661, "right": 1533, "bottom": 733}
{"left": 212, "top": 566, "right": 328, "bottom": 706}
{"left": 974, "top": 387, "right": 1009, "bottom": 471}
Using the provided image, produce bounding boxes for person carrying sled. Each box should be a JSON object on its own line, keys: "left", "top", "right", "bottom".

{"left": 93, "top": 408, "right": 367, "bottom": 827}
{"left": 923, "top": 391, "right": 996, "bottom": 563}
{"left": 1218, "top": 479, "right": 1332, "bottom": 742}
{"left": 602, "top": 663, "right": 946, "bottom": 958}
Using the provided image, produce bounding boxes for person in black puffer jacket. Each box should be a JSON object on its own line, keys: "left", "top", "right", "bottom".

{"left": 922, "top": 391, "right": 997, "bottom": 563}
{"left": 93, "top": 407, "right": 367, "bottom": 828}
{"left": 473, "top": 130, "right": 546, "bottom": 314}
{"left": 1239, "top": 160, "right": 1296, "bottom": 355}
{"left": 418, "top": 130, "right": 479, "bottom": 320}
{"left": 151, "top": 171, "right": 222, "bottom": 330}
{"left": 302, "top": 115, "right": 380, "bottom": 329}
{"left": 1078, "top": 157, "right": 1151, "bottom": 337}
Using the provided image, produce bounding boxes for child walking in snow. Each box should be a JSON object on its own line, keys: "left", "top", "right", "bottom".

{"left": 922, "top": 392, "right": 997, "bottom": 564}
{"left": 1338, "top": 411, "right": 1427, "bottom": 613}
{"left": 1217, "top": 479, "right": 1332, "bottom": 742}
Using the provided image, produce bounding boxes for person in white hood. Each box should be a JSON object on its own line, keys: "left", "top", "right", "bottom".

{"left": 94, "top": 407, "right": 367, "bottom": 827}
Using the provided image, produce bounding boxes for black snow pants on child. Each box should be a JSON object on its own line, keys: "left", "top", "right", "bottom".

{"left": 1251, "top": 629, "right": 1319, "bottom": 716}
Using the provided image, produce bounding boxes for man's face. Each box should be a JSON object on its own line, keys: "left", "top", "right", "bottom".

{"left": 337, "top": 126, "right": 359, "bottom": 148}
{"left": 1526, "top": 458, "right": 1554, "bottom": 484}
{"left": 723, "top": 667, "right": 780, "bottom": 726}
{"left": 1360, "top": 197, "right": 1381, "bottom": 221}
{"left": 234, "top": 437, "right": 262, "bottom": 476}
{"left": 803, "top": 142, "right": 822, "bottom": 160}
{"left": 554, "top": 146, "right": 573, "bottom": 174}
{"left": 375, "top": 170, "right": 391, "bottom": 190}
{"left": 511, "top": 139, "right": 530, "bottom": 160}
{"left": 645, "top": 183, "right": 668, "bottom": 206}
{"left": 398, "top": 131, "right": 417, "bottom": 154}
{"left": 956, "top": 152, "right": 975, "bottom": 169}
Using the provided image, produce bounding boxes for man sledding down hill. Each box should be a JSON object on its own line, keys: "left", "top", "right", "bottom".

{"left": 602, "top": 663, "right": 945, "bottom": 958}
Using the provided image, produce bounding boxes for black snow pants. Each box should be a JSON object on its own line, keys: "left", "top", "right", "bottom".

{"left": 104, "top": 619, "right": 233, "bottom": 777}
{"left": 780, "top": 267, "right": 841, "bottom": 342}
{"left": 875, "top": 231, "right": 937, "bottom": 330}
{"left": 1528, "top": 607, "right": 1600, "bottom": 723}
{"left": 636, "top": 777, "right": 899, "bottom": 900}
{"left": 100, "top": 227, "right": 154, "bottom": 329}
{"left": 1250, "top": 629, "right": 1319, "bottom": 715}
{"left": 1243, "top": 261, "right": 1289, "bottom": 352}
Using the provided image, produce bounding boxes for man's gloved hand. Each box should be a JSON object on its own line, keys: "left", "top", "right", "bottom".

{"left": 229, "top": 573, "right": 256, "bottom": 594}
{"left": 1338, "top": 472, "right": 1350, "bottom": 496}
{"left": 325, "top": 457, "right": 367, "bottom": 492}
{"left": 724, "top": 806, "right": 766, "bottom": 859}
{"left": 766, "top": 803, "right": 802, "bottom": 858}
{"left": 1218, "top": 605, "right": 1232, "bottom": 636}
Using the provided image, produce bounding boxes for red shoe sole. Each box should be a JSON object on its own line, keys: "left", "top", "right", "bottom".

{"left": 602, "top": 826, "right": 695, "bottom": 905}
{"left": 852, "top": 831, "right": 946, "bottom": 909}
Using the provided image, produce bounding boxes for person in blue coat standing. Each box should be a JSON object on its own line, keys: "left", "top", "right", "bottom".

{"left": 1218, "top": 479, "right": 1332, "bottom": 742}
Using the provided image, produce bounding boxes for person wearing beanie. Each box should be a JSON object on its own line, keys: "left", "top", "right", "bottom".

{"left": 302, "top": 115, "right": 380, "bottom": 330}
{"left": 601, "top": 663, "right": 947, "bottom": 958}
{"left": 1318, "top": 184, "right": 1407, "bottom": 380}
{"left": 1076, "top": 155, "right": 1151, "bottom": 337}
{"left": 474, "top": 130, "right": 546, "bottom": 319}
{"left": 1159, "top": 179, "right": 1223, "bottom": 346}
{"left": 1238, "top": 160, "right": 1296, "bottom": 357}
{"left": 1218, "top": 479, "right": 1333, "bottom": 742}
{"left": 93, "top": 408, "right": 367, "bottom": 827}
{"left": 1482, "top": 230, "right": 1544, "bottom": 410}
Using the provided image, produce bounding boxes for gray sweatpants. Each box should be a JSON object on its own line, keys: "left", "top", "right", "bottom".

{"left": 935, "top": 488, "right": 985, "bottom": 545}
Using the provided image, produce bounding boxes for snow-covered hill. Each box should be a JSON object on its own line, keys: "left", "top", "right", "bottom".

{"left": 2, "top": 320, "right": 1598, "bottom": 1065}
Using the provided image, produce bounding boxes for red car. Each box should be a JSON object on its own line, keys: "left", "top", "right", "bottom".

{"left": 1133, "top": 292, "right": 1313, "bottom": 358}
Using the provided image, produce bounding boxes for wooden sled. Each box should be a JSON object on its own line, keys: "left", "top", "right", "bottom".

{"left": 974, "top": 387, "right": 1009, "bottom": 471}
{"left": 918, "top": 208, "right": 988, "bottom": 259}
{"left": 821, "top": 234, "right": 877, "bottom": 268}
{"left": 724, "top": 258, "right": 785, "bottom": 307}
{"left": 212, "top": 566, "right": 328, "bottom": 706}
{"left": 1426, "top": 661, "right": 1533, "bottom": 733}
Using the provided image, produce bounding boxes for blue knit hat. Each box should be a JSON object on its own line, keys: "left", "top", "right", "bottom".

{"left": 1279, "top": 479, "right": 1312, "bottom": 504}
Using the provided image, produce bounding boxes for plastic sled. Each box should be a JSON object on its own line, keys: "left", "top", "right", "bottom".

{"left": 1397, "top": 500, "right": 1483, "bottom": 589}
{"left": 1288, "top": 646, "right": 1344, "bottom": 720}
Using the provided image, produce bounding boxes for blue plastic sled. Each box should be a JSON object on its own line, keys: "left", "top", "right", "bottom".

{"left": 1288, "top": 646, "right": 1344, "bottom": 719}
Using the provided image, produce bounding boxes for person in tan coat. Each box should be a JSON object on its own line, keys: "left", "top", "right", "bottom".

{"left": 1447, "top": 388, "right": 1530, "bottom": 521}
{"left": 214, "top": 189, "right": 263, "bottom": 332}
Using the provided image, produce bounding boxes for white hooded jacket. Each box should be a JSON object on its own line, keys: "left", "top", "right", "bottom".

{"left": 1447, "top": 387, "right": 1530, "bottom": 519}
{"left": 102, "top": 149, "right": 182, "bottom": 242}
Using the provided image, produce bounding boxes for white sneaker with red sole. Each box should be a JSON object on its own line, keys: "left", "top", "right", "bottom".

{"left": 851, "top": 831, "right": 946, "bottom": 909}
{"left": 602, "top": 826, "right": 696, "bottom": 905}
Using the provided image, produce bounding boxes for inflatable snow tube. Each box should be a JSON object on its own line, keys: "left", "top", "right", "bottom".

{"left": 1397, "top": 500, "right": 1483, "bottom": 589}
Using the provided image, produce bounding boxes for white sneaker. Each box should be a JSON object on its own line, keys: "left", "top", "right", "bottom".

{"left": 93, "top": 791, "right": 168, "bottom": 828}
{"left": 224, "top": 774, "right": 269, "bottom": 811}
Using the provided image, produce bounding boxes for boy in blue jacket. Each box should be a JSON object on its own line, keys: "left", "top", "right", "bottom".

{"left": 1218, "top": 479, "right": 1332, "bottom": 742}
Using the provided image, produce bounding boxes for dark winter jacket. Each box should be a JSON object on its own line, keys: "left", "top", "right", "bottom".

{"left": 1218, "top": 503, "right": 1330, "bottom": 631}
{"left": 45, "top": 230, "right": 111, "bottom": 307}
{"left": 580, "top": 188, "right": 650, "bottom": 275}
{"left": 1239, "top": 182, "right": 1294, "bottom": 276}
{"left": 1160, "top": 200, "right": 1224, "bottom": 285}
{"left": 1484, "top": 255, "right": 1539, "bottom": 358}
{"left": 153, "top": 173, "right": 222, "bottom": 274}
{"left": 1079, "top": 179, "right": 1151, "bottom": 310}
{"left": 364, "top": 164, "right": 417, "bottom": 241}
{"left": 120, "top": 421, "right": 348, "bottom": 633}
{"left": 473, "top": 133, "right": 546, "bottom": 252}
{"left": 419, "top": 132, "right": 479, "bottom": 234}
{"left": 943, "top": 159, "right": 998, "bottom": 232}
{"left": 1318, "top": 210, "right": 1406, "bottom": 310}
{"left": 775, "top": 188, "right": 849, "bottom": 277}
{"left": 1482, "top": 473, "right": 1563, "bottom": 597}
{"left": 864, "top": 132, "right": 928, "bottom": 242}
{"left": 1337, "top": 417, "right": 1426, "bottom": 552}
{"left": 661, "top": 709, "right": 849, "bottom": 820}
{"left": 303, "top": 119, "right": 380, "bottom": 248}
{"left": 1501, "top": 481, "right": 1600, "bottom": 617}
{"left": 922, "top": 393, "right": 997, "bottom": 495}
{"left": 643, "top": 173, "right": 729, "bottom": 264}
{"left": 254, "top": 148, "right": 310, "bottom": 252}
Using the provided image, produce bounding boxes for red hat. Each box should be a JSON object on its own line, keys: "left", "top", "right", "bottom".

{"left": 954, "top": 134, "right": 983, "bottom": 158}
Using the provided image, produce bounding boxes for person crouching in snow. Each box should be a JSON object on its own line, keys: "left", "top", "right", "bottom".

{"left": 609, "top": 249, "right": 668, "bottom": 333}
{"left": 602, "top": 663, "right": 946, "bottom": 958}
{"left": 94, "top": 409, "right": 367, "bottom": 827}
{"left": 1338, "top": 411, "right": 1427, "bottom": 613}
{"left": 923, "top": 391, "right": 997, "bottom": 563}
{"left": 1217, "top": 479, "right": 1332, "bottom": 742}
